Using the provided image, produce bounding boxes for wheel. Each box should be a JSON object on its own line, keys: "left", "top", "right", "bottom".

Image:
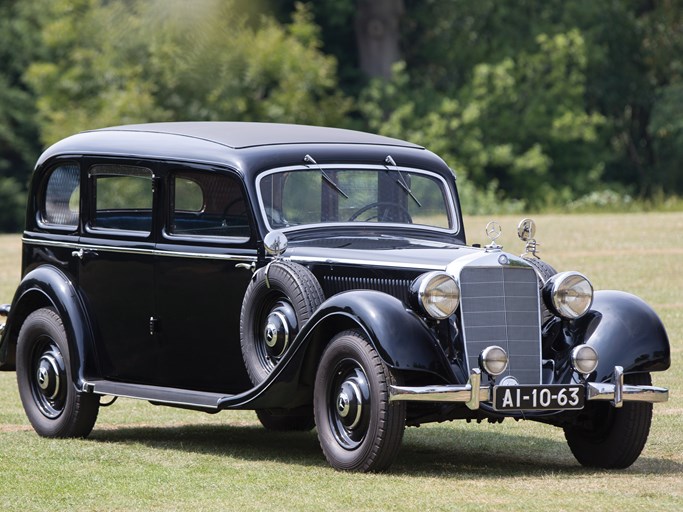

{"left": 564, "top": 373, "right": 653, "bottom": 469}
{"left": 314, "top": 330, "right": 406, "bottom": 472}
{"left": 523, "top": 256, "right": 557, "bottom": 324}
{"left": 240, "top": 261, "right": 324, "bottom": 385}
{"left": 16, "top": 308, "right": 99, "bottom": 438}
{"left": 255, "top": 407, "right": 315, "bottom": 431}
{"left": 348, "top": 201, "right": 412, "bottom": 223}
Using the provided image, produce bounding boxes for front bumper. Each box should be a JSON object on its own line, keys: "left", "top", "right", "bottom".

{"left": 389, "top": 366, "right": 669, "bottom": 410}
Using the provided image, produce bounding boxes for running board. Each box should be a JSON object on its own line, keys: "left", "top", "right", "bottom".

{"left": 84, "top": 379, "right": 232, "bottom": 410}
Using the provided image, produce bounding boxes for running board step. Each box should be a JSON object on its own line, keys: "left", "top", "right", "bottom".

{"left": 85, "top": 379, "right": 231, "bottom": 410}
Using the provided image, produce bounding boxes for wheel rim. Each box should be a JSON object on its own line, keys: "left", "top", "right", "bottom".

{"left": 29, "top": 335, "right": 67, "bottom": 419}
{"left": 256, "top": 297, "right": 298, "bottom": 371}
{"left": 326, "top": 358, "right": 371, "bottom": 450}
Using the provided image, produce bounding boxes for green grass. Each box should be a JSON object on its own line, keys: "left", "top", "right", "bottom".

{"left": 1, "top": 214, "right": 682, "bottom": 511}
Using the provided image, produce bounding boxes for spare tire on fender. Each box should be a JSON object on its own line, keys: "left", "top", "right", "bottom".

{"left": 240, "top": 260, "right": 324, "bottom": 385}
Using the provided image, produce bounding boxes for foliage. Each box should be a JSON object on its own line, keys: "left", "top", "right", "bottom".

{"left": 1, "top": 0, "right": 683, "bottom": 231}
{"left": 25, "top": 0, "right": 352, "bottom": 146}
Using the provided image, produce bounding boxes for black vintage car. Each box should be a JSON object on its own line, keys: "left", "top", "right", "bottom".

{"left": 0, "top": 122, "right": 670, "bottom": 472}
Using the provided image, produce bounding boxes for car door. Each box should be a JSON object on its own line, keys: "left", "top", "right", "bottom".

{"left": 77, "top": 159, "right": 159, "bottom": 384}
{"left": 153, "top": 164, "right": 257, "bottom": 393}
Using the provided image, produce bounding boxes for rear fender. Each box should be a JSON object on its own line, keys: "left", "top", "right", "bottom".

{"left": 572, "top": 290, "right": 670, "bottom": 382}
{"left": 0, "top": 266, "right": 95, "bottom": 387}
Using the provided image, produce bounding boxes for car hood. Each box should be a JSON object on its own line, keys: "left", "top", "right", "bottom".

{"left": 285, "top": 235, "right": 484, "bottom": 271}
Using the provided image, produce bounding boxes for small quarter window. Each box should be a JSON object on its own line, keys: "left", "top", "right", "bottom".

{"left": 91, "top": 164, "right": 153, "bottom": 233}
{"left": 43, "top": 164, "right": 80, "bottom": 226}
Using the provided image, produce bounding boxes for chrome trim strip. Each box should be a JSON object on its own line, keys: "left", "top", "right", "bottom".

{"left": 290, "top": 254, "right": 445, "bottom": 271}
{"left": 255, "top": 163, "right": 460, "bottom": 234}
{"left": 21, "top": 238, "right": 257, "bottom": 262}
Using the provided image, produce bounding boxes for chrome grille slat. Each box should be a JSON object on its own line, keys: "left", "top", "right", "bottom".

{"left": 460, "top": 266, "right": 541, "bottom": 384}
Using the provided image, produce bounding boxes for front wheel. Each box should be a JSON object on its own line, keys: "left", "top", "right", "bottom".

{"left": 564, "top": 373, "right": 653, "bottom": 469}
{"left": 314, "top": 330, "right": 406, "bottom": 472}
{"left": 16, "top": 308, "right": 99, "bottom": 438}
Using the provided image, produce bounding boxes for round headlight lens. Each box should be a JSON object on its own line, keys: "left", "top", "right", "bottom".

{"left": 416, "top": 272, "right": 459, "bottom": 319}
{"left": 545, "top": 271, "right": 593, "bottom": 319}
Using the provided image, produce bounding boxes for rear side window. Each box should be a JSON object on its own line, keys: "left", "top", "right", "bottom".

{"left": 90, "top": 164, "right": 153, "bottom": 233}
{"left": 43, "top": 164, "right": 80, "bottom": 227}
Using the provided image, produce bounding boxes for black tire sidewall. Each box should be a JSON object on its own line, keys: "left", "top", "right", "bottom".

{"left": 314, "top": 330, "right": 405, "bottom": 472}
{"left": 16, "top": 308, "right": 98, "bottom": 438}
{"left": 564, "top": 373, "right": 653, "bottom": 469}
{"left": 240, "top": 261, "right": 323, "bottom": 385}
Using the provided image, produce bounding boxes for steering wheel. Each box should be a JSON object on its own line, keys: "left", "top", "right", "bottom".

{"left": 347, "top": 201, "right": 412, "bottom": 223}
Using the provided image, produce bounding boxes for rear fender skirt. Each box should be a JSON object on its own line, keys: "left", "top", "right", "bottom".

{"left": 0, "top": 266, "right": 95, "bottom": 387}
{"left": 572, "top": 290, "right": 670, "bottom": 382}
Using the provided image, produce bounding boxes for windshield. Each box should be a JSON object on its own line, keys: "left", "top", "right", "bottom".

{"left": 258, "top": 166, "right": 454, "bottom": 231}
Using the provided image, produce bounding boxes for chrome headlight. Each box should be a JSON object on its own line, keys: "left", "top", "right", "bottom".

{"left": 543, "top": 271, "right": 593, "bottom": 320}
{"left": 411, "top": 271, "right": 459, "bottom": 320}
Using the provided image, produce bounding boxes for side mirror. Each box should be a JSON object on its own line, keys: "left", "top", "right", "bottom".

{"left": 264, "top": 230, "right": 288, "bottom": 257}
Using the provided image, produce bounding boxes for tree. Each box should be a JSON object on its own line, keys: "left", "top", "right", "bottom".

{"left": 27, "top": 0, "right": 352, "bottom": 146}
{"left": 0, "top": 0, "right": 48, "bottom": 231}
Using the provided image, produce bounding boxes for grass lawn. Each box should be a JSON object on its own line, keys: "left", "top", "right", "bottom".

{"left": 0, "top": 213, "right": 681, "bottom": 511}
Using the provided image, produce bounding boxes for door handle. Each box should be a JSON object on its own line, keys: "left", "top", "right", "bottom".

{"left": 72, "top": 248, "right": 98, "bottom": 260}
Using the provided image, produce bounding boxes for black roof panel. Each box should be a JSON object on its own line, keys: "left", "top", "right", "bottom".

{"left": 94, "top": 122, "right": 422, "bottom": 150}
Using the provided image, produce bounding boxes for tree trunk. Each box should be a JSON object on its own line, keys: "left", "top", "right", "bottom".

{"left": 355, "top": 0, "right": 403, "bottom": 80}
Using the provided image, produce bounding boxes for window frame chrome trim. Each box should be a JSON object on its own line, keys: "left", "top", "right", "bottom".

{"left": 255, "top": 163, "right": 460, "bottom": 235}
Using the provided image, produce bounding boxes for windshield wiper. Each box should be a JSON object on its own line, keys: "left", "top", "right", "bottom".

{"left": 304, "top": 154, "right": 349, "bottom": 199}
{"left": 384, "top": 155, "right": 422, "bottom": 207}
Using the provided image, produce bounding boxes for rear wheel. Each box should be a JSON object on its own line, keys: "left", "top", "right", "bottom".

{"left": 255, "top": 408, "right": 315, "bottom": 431}
{"left": 314, "top": 330, "right": 406, "bottom": 472}
{"left": 16, "top": 308, "right": 99, "bottom": 438}
{"left": 564, "top": 373, "right": 653, "bottom": 469}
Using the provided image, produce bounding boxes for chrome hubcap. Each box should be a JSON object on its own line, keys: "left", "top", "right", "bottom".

{"left": 31, "top": 339, "right": 67, "bottom": 419}
{"left": 328, "top": 361, "right": 371, "bottom": 449}
{"left": 260, "top": 300, "right": 298, "bottom": 365}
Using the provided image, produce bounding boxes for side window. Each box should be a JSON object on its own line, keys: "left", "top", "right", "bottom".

{"left": 90, "top": 164, "right": 153, "bottom": 233}
{"left": 43, "top": 164, "right": 80, "bottom": 227}
{"left": 169, "top": 170, "right": 249, "bottom": 240}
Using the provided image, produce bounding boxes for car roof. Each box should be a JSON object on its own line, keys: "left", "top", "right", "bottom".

{"left": 94, "top": 122, "right": 423, "bottom": 150}
{"left": 35, "top": 122, "right": 453, "bottom": 180}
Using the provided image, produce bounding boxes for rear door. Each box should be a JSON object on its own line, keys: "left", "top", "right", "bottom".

{"left": 77, "top": 159, "right": 159, "bottom": 384}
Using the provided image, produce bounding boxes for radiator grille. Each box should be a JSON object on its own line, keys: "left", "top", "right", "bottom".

{"left": 322, "top": 276, "right": 411, "bottom": 303}
{"left": 459, "top": 266, "right": 541, "bottom": 384}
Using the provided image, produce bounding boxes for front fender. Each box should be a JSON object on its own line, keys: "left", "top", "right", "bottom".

{"left": 298, "top": 290, "right": 455, "bottom": 381}
{"left": 0, "top": 265, "right": 95, "bottom": 388}
{"left": 573, "top": 290, "right": 670, "bottom": 382}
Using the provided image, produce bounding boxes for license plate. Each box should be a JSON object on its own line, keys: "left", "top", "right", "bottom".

{"left": 493, "top": 385, "right": 584, "bottom": 411}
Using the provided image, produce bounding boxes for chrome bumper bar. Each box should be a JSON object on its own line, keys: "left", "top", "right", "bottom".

{"left": 389, "top": 366, "right": 669, "bottom": 410}
{"left": 0, "top": 304, "right": 9, "bottom": 337}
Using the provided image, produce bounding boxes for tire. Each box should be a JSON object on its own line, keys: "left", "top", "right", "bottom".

{"left": 523, "top": 256, "right": 557, "bottom": 324}
{"left": 564, "top": 373, "right": 653, "bottom": 469}
{"left": 314, "top": 330, "right": 406, "bottom": 472}
{"left": 255, "top": 407, "right": 315, "bottom": 431}
{"left": 240, "top": 261, "right": 324, "bottom": 385}
{"left": 16, "top": 308, "right": 99, "bottom": 438}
